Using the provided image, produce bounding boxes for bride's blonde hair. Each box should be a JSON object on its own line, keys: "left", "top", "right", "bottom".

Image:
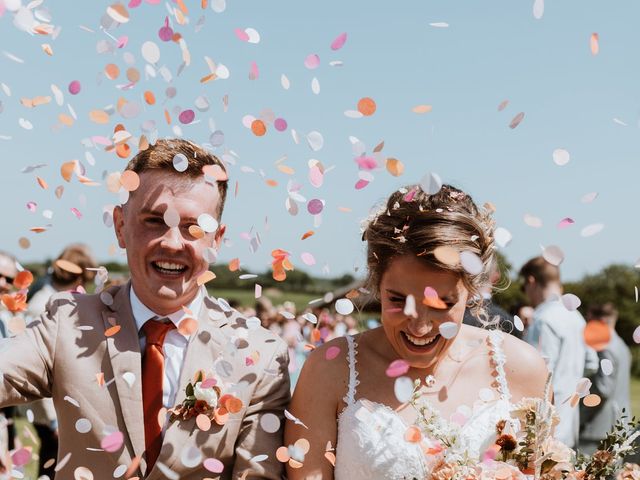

{"left": 362, "top": 184, "right": 496, "bottom": 320}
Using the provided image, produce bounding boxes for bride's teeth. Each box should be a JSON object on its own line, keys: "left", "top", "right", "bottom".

{"left": 405, "top": 333, "right": 436, "bottom": 346}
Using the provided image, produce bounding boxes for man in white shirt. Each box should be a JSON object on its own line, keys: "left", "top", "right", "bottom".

{"left": 520, "top": 256, "right": 591, "bottom": 448}
{"left": 0, "top": 139, "right": 290, "bottom": 479}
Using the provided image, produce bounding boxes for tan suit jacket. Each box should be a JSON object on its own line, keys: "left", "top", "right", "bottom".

{"left": 0, "top": 283, "right": 290, "bottom": 479}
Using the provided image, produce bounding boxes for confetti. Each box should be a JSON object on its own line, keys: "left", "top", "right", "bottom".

{"left": 412, "top": 104, "right": 432, "bottom": 114}
{"left": 420, "top": 172, "right": 442, "bottom": 194}
{"left": 533, "top": 0, "right": 544, "bottom": 19}
{"left": 394, "top": 376, "right": 414, "bottom": 403}
{"left": 590, "top": 33, "right": 599, "bottom": 55}
{"left": 557, "top": 217, "right": 575, "bottom": 229}
{"left": 330, "top": 32, "right": 348, "bottom": 50}
{"left": 523, "top": 214, "right": 543, "bottom": 228}
{"left": 542, "top": 245, "right": 564, "bottom": 266}
{"left": 509, "top": 112, "right": 525, "bottom": 129}
{"left": 552, "top": 149, "right": 570, "bottom": 166}
{"left": 386, "top": 359, "right": 410, "bottom": 378}
{"left": 68, "top": 80, "right": 81, "bottom": 95}
{"left": 357, "top": 97, "right": 376, "bottom": 116}
{"left": 580, "top": 223, "right": 604, "bottom": 237}
{"left": 335, "top": 298, "right": 354, "bottom": 315}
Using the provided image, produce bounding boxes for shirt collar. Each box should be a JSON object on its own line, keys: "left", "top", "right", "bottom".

{"left": 129, "top": 286, "right": 203, "bottom": 339}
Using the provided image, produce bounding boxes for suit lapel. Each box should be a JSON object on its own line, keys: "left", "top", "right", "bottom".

{"left": 150, "top": 293, "right": 229, "bottom": 477}
{"left": 103, "top": 282, "right": 146, "bottom": 467}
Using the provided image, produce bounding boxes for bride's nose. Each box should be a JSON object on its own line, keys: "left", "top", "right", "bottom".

{"left": 406, "top": 313, "right": 433, "bottom": 337}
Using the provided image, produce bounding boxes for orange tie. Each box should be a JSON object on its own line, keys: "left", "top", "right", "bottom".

{"left": 142, "top": 319, "right": 176, "bottom": 473}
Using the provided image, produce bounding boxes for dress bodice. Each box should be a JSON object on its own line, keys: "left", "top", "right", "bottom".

{"left": 334, "top": 331, "right": 515, "bottom": 480}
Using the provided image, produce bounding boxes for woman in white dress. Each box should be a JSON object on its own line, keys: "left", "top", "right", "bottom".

{"left": 285, "top": 184, "right": 550, "bottom": 480}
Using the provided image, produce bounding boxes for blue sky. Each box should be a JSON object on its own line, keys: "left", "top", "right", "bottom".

{"left": 0, "top": 0, "right": 638, "bottom": 282}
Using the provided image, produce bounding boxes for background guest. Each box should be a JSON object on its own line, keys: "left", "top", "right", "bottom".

{"left": 23, "top": 244, "right": 97, "bottom": 479}
{"left": 520, "top": 256, "right": 593, "bottom": 448}
{"left": 579, "top": 303, "right": 632, "bottom": 455}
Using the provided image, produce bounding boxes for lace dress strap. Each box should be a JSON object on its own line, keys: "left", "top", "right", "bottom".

{"left": 487, "top": 330, "right": 511, "bottom": 401}
{"left": 343, "top": 335, "right": 360, "bottom": 406}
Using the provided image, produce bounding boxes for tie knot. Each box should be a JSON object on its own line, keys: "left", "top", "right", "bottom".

{"left": 142, "top": 318, "right": 176, "bottom": 346}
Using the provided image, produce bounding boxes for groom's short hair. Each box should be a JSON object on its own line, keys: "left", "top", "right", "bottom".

{"left": 125, "top": 138, "right": 228, "bottom": 218}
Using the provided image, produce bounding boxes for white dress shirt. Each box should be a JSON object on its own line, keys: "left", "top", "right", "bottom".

{"left": 130, "top": 287, "right": 203, "bottom": 409}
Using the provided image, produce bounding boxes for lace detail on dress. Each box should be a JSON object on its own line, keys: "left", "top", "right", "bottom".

{"left": 343, "top": 335, "right": 360, "bottom": 407}
{"left": 487, "top": 330, "right": 511, "bottom": 401}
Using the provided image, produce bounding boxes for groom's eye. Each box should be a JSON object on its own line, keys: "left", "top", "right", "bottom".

{"left": 389, "top": 296, "right": 405, "bottom": 303}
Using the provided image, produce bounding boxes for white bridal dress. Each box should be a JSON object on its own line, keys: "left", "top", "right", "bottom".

{"left": 334, "top": 330, "right": 516, "bottom": 480}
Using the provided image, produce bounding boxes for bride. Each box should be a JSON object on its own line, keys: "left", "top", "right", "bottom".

{"left": 285, "top": 184, "right": 549, "bottom": 479}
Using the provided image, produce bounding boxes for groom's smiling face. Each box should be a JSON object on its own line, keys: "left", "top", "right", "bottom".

{"left": 114, "top": 169, "right": 225, "bottom": 316}
{"left": 379, "top": 255, "right": 468, "bottom": 369}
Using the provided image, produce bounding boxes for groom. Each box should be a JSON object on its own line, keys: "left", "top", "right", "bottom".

{"left": 0, "top": 139, "right": 290, "bottom": 479}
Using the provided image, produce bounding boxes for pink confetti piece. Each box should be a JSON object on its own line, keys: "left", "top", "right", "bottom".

{"left": 403, "top": 188, "right": 418, "bottom": 202}
{"left": 497, "top": 99, "right": 509, "bottom": 111}
{"left": 178, "top": 109, "right": 195, "bottom": 124}
{"left": 70, "top": 207, "right": 82, "bottom": 219}
{"left": 159, "top": 17, "right": 173, "bottom": 41}
{"left": 68, "top": 80, "right": 81, "bottom": 95}
{"left": 386, "top": 359, "right": 410, "bottom": 378}
{"left": 355, "top": 156, "right": 377, "bottom": 170}
{"left": 234, "top": 28, "right": 249, "bottom": 42}
{"left": 204, "top": 458, "right": 224, "bottom": 473}
{"left": 424, "top": 286, "right": 438, "bottom": 299}
{"left": 300, "top": 252, "right": 316, "bottom": 266}
{"left": 26, "top": 201, "right": 37, "bottom": 212}
{"left": 307, "top": 199, "right": 324, "bottom": 215}
{"left": 355, "top": 179, "right": 369, "bottom": 190}
{"left": 101, "top": 431, "right": 124, "bottom": 452}
{"left": 11, "top": 448, "right": 32, "bottom": 467}
{"left": 201, "top": 378, "right": 217, "bottom": 389}
{"left": 325, "top": 346, "right": 341, "bottom": 360}
{"left": 128, "top": 0, "right": 142, "bottom": 7}
{"left": 249, "top": 61, "right": 259, "bottom": 80}
{"left": 304, "top": 54, "right": 320, "bottom": 69}
{"left": 309, "top": 165, "right": 324, "bottom": 188}
{"left": 330, "top": 32, "right": 348, "bottom": 51}
{"left": 633, "top": 326, "right": 640, "bottom": 344}
{"left": 557, "top": 217, "right": 575, "bottom": 229}
{"left": 116, "top": 36, "right": 128, "bottom": 48}
{"left": 274, "top": 118, "right": 288, "bottom": 131}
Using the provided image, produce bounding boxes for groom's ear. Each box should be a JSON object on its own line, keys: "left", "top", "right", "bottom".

{"left": 214, "top": 223, "right": 226, "bottom": 248}
{"left": 113, "top": 205, "right": 127, "bottom": 249}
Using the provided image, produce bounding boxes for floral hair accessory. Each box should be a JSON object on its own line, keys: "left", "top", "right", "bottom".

{"left": 170, "top": 372, "right": 243, "bottom": 427}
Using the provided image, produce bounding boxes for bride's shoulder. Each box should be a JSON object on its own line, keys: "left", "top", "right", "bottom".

{"left": 500, "top": 333, "right": 549, "bottom": 399}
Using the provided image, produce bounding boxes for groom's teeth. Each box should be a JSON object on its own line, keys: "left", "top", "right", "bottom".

{"left": 405, "top": 333, "right": 437, "bottom": 346}
{"left": 154, "top": 261, "right": 186, "bottom": 271}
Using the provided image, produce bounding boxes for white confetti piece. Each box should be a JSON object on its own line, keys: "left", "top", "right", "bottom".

{"left": 552, "top": 148, "right": 570, "bottom": 166}
{"left": 311, "top": 77, "right": 320, "bottom": 95}
{"left": 533, "top": 0, "right": 544, "bottom": 19}
{"left": 419, "top": 172, "right": 442, "bottom": 195}
{"left": 542, "top": 245, "right": 564, "bottom": 266}
{"left": 561, "top": 293, "right": 581, "bottom": 311}
{"left": 513, "top": 315, "right": 524, "bottom": 332}
{"left": 580, "top": 223, "right": 604, "bottom": 237}
{"left": 394, "top": 376, "right": 414, "bottom": 403}
{"left": 18, "top": 118, "right": 33, "bottom": 130}
{"left": 439, "top": 322, "right": 459, "bottom": 339}
{"left": 403, "top": 294, "right": 417, "bottom": 318}
{"left": 459, "top": 251, "right": 483, "bottom": 275}
{"left": 524, "top": 214, "right": 543, "bottom": 228}
{"left": 3, "top": 51, "right": 25, "bottom": 63}
{"left": 600, "top": 359, "right": 613, "bottom": 376}
{"left": 494, "top": 227, "right": 513, "bottom": 248}
{"left": 281, "top": 74, "right": 290, "bottom": 90}
{"left": 581, "top": 192, "right": 598, "bottom": 203}
{"left": 429, "top": 22, "right": 449, "bottom": 28}
{"left": 335, "top": 298, "right": 354, "bottom": 315}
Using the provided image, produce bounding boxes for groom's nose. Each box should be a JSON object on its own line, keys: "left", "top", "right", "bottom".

{"left": 160, "top": 226, "right": 185, "bottom": 250}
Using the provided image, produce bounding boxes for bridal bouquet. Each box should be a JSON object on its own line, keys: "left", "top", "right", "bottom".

{"left": 407, "top": 380, "right": 639, "bottom": 480}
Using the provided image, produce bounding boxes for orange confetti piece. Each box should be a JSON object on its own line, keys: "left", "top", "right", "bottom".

{"left": 143, "top": 91, "right": 156, "bottom": 105}
{"left": 229, "top": 258, "right": 240, "bottom": 271}
{"left": 202, "top": 164, "right": 228, "bottom": 181}
{"left": 251, "top": 119, "right": 267, "bottom": 136}
{"left": 583, "top": 393, "right": 601, "bottom": 407}
{"left": 41, "top": 43, "right": 53, "bottom": 56}
{"left": 116, "top": 143, "right": 131, "bottom": 159}
{"left": 1, "top": 293, "right": 27, "bottom": 313}
{"left": 196, "top": 413, "right": 212, "bottom": 431}
{"left": 590, "top": 33, "right": 599, "bottom": 55}
{"left": 176, "top": 0, "right": 189, "bottom": 14}
{"left": 55, "top": 259, "right": 82, "bottom": 274}
{"left": 196, "top": 270, "right": 216, "bottom": 286}
{"left": 96, "top": 372, "right": 105, "bottom": 387}
{"left": 213, "top": 408, "right": 228, "bottom": 425}
{"left": 178, "top": 317, "right": 198, "bottom": 336}
{"left": 422, "top": 295, "right": 448, "bottom": 310}
{"left": 276, "top": 447, "right": 290, "bottom": 462}
{"left": 36, "top": 176, "right": 48, "bottom": 189}
{"left": 303, "top": 344, "right": 316, "bottom": 351}
{"left": 60, "top": 160, "right": 76, "bottom": 182}
{"left": 386, "top": 158, "right": 404, "bottom": 177}
{"left": 58, "top": 113, "right": 74, "bottom": 126}
{"left": 301, "top": 231, "right": 314, "bottom": 240}
{"left": 13, "top": 270, "right": 34, "bottom": 289}
{"left": 105, "top": 325, "right": 122, "bottom": 337}
{"left": 104, "top": 63, "right": 120, "bottom": 80}
{"left": 224, "top": 396, "right": 243, "bottom": 414}
{"left": 120, "top": 170, "right": 140, "bottom": 191}
{"left": 404, "top": 425, "right": 422, "bottom": 443}
{"left": 164, "top": 109, "right": 171, "bottom": 124}
{"left": 139, "top": 135, "right": 149, "bottom": 151}
{"left": 357, "top": 97, "right": 377, "bottom": 116}
{"left": 201, "top": 0, "right": 208, "bottom": 7}
{"left": 30, "top": 227, "right": 47, "bottom": 233}
{"left": 338, "top": 206, "right": 352, "bottom": 213}
{"left": 188, "top": 225, "right": 205, "bottom": 239}
{"left": 89, "top": 110, "right": 110, "bottom": 124}
{"left": 265, "top": 179, "right": 278, "bottom": 187}
{"left": 412, "top": 104, "right": 433, "bottom": 114}
{"left": 324, "top": 452, "right": 336, "bottom": 466}
{"left": 200, "top": 73, "right": 217, "bottom": 83}
{"left": 310, "top": 329, "right": 321, "bottom": 343}
{"left": 277, "top": 165, "right": 295, "bottom": 175}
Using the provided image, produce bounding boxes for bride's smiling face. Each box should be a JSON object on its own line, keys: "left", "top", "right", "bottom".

{"left": 379, "top": 255, "right": 469, "bottom": 369}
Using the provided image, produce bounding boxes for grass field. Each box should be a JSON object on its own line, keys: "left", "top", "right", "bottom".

{"left": 208, "top": 287, "right": 320, "bottom": 312}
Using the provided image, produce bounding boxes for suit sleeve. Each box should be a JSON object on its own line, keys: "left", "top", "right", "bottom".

{"left": 0, "top": 295, "right": 61, "bottom": 407}
{"left": 537, "top": 320, "right": 561, "bottom": 375}
{"left": 233, "top": 339, "right": 291, "bottom": 480}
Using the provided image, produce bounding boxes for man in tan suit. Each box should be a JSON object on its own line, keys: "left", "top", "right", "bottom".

{"left": 0, "top": 139, "right": 290, "bottom": 479}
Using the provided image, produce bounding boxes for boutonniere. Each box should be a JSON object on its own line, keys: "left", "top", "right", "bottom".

{"left": 170, "top": 372, "right": 244, "bottom": 427}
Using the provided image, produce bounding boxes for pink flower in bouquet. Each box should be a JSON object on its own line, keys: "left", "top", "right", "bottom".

{"left": 541, "top": 437, "right": 575, "bottom": 464}
{"left": 617, "top": 464, "right": 640, "bottom": 480}
{"left": 479, "top": 461, "right": 526, "bottom": 480}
